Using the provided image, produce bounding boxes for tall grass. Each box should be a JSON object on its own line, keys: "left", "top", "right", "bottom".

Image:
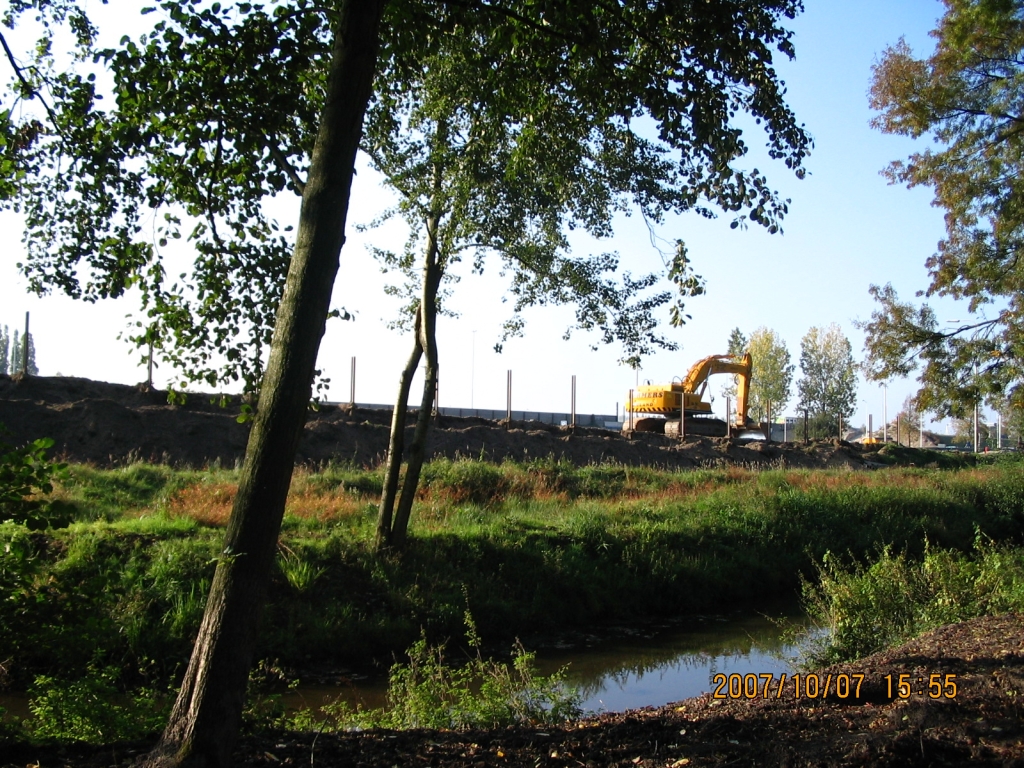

{"left": 803, "top": 537, "right": 1024, "bottom": 666}
{"left": 2, "top": 457, "right": 1023, "bottom": 693}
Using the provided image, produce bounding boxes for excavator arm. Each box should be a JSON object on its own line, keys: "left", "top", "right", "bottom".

{"left": 626, "top": 352, "right": 753, "bottom": 430}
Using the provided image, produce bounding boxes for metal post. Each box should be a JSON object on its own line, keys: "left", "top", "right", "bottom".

{"left": 838, "top": 413, "right": 843, "bottom": 441}
{"left": 998, "top": 412, "right": 1002, "bottom": 449}
{"left": 350, "top": 356, "right": 356, "bottom": 406}
{"left": 506, "top": 369, "right": 512, "bottom": 425}
{"left": 883, "top": 384, "right": 888, "bottom": 443}
{"left": 571, "top": 375, "right": 576, "bottom": 430}
{"left": 869, "top": 414, "right": 873, "bottom": 443}
{"left": 974, "top": 397, "right": 983, "bottom": 450}
{"left": 920, "top": 410, "right": 924, "bottom": 448}
{"left": 147, "top": 339, "right": 154, "bottom": 389}
{"left": 679, "top": 401, "right": 685, "bottom": 442}
{"left": 765, "top": 400, "right": 772, "bottom": 442}
{"left": 803, "top": 408, "right": 809, "bottom": 444}
{"left": 22, "top": 311, "right": 29, "bottom": 375}
{"left": 628, "top": 389, "right": 634, "bottom": 435}
{"left": 896, "top": 413, "right": 901, "bottom": 446}
{"left": 726, "top": 396, "right": 732, "bottom": 439}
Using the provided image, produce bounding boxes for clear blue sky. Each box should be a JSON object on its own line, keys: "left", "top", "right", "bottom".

{"left": 0, "top": 0, "right": 983, "bottom": 434}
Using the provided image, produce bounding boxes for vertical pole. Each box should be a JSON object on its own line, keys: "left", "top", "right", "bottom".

{"left": 350, "top": 356, "right": 356, "bottom": 407}
{"left": 883, "top": 384, "right": 888, "bottom": 443}
{"left": 679, "top": 399, "right": 685, "bottom": 442}
{"left": 998, "top": 412, "right": 1002, "bottom": 450}
{"left": 896, "top": 414, "right": 901, "bottom": 446}
{"left": 838, "top": 413, "right": 843, "bottom": 441}
{"left": 920, "top": 409, "right": 924, "bottom": 448}
{"left": 148, "top": 339, "right": 154, "bottom": 389}
{"left": 628, "top": 389, "right": 634, "bottom": 435}
{"left": 974, "top": 397, "right": 983, "bottom": 450}
{"left": 571, "top": 375, "right": 576, "bottom": 430}
{"left": 434, "top": 376, "right": 439, "bottom": 415}
{"left": 471, "top": 330, "right": 476, "bottom": 410}
{"left": 22, "top": 311, "right": 29, "bottom": 375}
{"left": 726, "top": 396, "right": 732, "bottom": 439}
{"left": 869, "top": 414, "right": 874, "bottom": 443}
{"left": 803, "top": 408, "right": 809, "bottom": 444}
{"left": 765, "top": 400, "right": 772, "bottom": 442}
{"left": 506, "top": 369, "right": 512, "bottom": 425}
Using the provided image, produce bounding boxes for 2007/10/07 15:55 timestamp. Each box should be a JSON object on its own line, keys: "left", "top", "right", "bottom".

{"left": 711, "top": 672, "right": 958, "bottom": 701}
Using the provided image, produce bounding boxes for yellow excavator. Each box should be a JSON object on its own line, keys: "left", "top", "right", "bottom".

{"left": 624, "top": 353, "right": 757, "bottom": 438}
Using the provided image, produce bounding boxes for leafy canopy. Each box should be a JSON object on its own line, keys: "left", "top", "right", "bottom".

{"left": 862, "top": 0, "right": 1024, "bottom": 416}
{"left": 747, "top": 326, "right": 794, "bottom": 421}
{"left": 797, "top": 323, "right": 857, "bottom": 421}
{"left": 2, "top": 0, "right": 812, "bottom": 386}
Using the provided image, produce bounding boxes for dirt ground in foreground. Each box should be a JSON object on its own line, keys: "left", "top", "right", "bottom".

{"left": 0, "top": 374, "right": 930, "bottom": 471}
{"left": 3, "top": 613, "right": 1022, "bottom": 767}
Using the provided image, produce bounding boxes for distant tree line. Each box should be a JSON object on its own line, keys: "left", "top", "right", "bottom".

{"left": 723, "top": 322, "right": 857, "bottom": 439}
{"left": 0, "top": 325, "right": 37, "bottom": 376}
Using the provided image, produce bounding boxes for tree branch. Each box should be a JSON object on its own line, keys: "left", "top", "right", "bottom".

{"left": 0, "top": 29, "right": 64, "bottom": 137}
{"left": 268, "top": 142, "right": 306, "bottom": 196}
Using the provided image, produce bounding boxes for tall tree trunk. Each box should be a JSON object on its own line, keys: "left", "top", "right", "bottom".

{"left": 390, "top": 211, "right": 443, "bottom": 548}
{"left": 375, "top": 314, "right": 423, "bottom": 549}
{"left": 142, "top": 2, "right": 386, "bottom": 766}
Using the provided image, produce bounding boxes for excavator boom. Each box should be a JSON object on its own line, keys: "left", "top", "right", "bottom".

{"left": 625, "top": 352, "right": 754, "bottom": 434}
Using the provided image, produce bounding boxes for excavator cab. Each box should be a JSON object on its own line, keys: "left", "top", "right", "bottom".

{"left": 624, "top": 353, "right": 755, "bottom": 438}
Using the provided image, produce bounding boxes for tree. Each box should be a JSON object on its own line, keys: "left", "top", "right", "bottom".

{"left": 366, "top": 0, "right": 812, "bottom": 548}
{"left": 0, "top": 325, "right": 8, "bottom": 374}
{"left": 894, "top": 394, "right": 925, "bottom": 445}
{"left": 2, "top": 0, "right": 811, "bottom": 763}
{"left": 720, "top": 326, "right": 748, "bottom": 401}
{"left": 747, "top": 326, "right": 794, "bottom": 422}
{"left": 797, "top": 323, "right": 857, "bottom": 435}
{"left": 862, "top": 0, "right": 1024, "bottom": 417}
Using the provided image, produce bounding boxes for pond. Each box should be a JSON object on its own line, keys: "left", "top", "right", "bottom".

{"left": 280, "top": 607, "right": 819, "bottom": 716}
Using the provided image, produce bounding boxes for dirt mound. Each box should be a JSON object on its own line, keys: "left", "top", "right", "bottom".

{"left": 2, "top": 374, "right": 896, "bottom": 470}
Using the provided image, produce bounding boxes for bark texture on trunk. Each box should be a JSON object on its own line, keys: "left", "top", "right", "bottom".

{"left": 375, "top": 315, "right": 423, "bottom": 549}
{"left": 375, "top": 134, "right": 446, "bottom": 551}
{"left": 141, "top": 2, "right": 386, "bottom": 766}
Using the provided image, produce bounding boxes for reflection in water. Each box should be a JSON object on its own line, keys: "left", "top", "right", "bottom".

{"left": 281, "top": 609, "right": 818, "bottom": 716}
{"left": 530, "top": 611, "right": 815, "bottom": 713}
{"left": 0, "top": 611, "right": 817, "bottom": 721}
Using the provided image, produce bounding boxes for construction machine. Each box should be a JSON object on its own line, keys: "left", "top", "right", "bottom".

{"left": 624, "top": 353, "right": 758, "bottom": 438}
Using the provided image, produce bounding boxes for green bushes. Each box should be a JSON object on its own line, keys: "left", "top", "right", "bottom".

{"left": 804, "top": 538, "right": 1024, "bottom": 665}
{"left": 292, "top": 615, "right": 581, "bottom": 732}
{"left": 3, "top": 459, "right": 1024, "bottom": 701}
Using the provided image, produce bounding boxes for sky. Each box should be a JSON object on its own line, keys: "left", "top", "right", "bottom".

{"left": 0, "top": 0, "right": 987, "bottom": 435}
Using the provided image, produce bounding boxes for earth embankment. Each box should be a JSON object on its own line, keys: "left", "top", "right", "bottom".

{"left": 1, "top": 374, "right": 918, "bottom": 470}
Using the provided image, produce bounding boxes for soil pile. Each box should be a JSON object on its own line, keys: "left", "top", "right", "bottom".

{"left": 1, "top": 374, "right": 931, "bottom": 470}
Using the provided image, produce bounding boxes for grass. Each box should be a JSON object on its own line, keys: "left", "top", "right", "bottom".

{"left": 803, "top": 536, "right": 1024, "bottom": 665}
{"left": 3, "top": 454, "right": 1024, "bottom": 697}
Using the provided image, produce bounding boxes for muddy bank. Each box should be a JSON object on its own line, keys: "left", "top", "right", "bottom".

{"left": 3, "top": 613, "right": 1021, "bottom": 767}
{"left": 1, "top": 374, "right": 937, "bottom": 470}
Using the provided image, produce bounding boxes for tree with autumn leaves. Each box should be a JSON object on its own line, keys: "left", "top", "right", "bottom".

{"left": 862, "top": 0, "right": 1024, "bottom": 428}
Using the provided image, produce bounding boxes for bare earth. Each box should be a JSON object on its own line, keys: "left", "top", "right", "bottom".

{"left": 2, "top": 613, "right": 1021, "bottom": 767}
{"left": 5, "top": 374, "right": 1016, "bottom": 766}
{"left": 1, "top": 374, "right": 903, "bottom": 470}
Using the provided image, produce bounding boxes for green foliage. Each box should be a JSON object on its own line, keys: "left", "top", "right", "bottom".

{"left": 4, "top": 459, "right": 1024, "bottom": 690}
{"left": 26, "top": 666, "right": 168, "bottom": 743}
{"left": 2, "top": 0, "right": 811, "bottom": 390}
{"left": 804, "top": 537, "right": 1024, "bottom": 665}
{"left": 863, "top": 1, "right": 1024, "bottom": 415}
{"left": 313, "top": 614, "right": 581, "bottom": 731}
{"left": 797, "top": 323, "right": 857, "bottom": 425}
{"left": 0, "top": 429, "right": 71, "bottom": 529}
{"left": 746, "top": 326, "right": 794, "bottom": 421}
